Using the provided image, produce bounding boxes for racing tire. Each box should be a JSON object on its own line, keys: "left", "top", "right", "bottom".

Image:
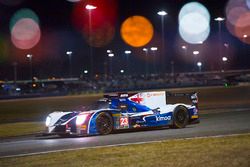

{"left": 172, "top": 106, "right": 189, "bottom": 128}
{"left": 96, "top": 112, "right": 113, "bottom": 135}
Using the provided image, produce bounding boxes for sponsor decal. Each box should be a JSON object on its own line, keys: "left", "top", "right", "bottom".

{"left": 193, "top": 108, "right": 198, "bottom": 115}
{"left": 152, "top": 108, "right": 160, "bottom": 115}
{"left": 155, "top": 116, "right": 171, "bottom": 121}
{"left": 147, "top": 92, "right": 165, "bottom": 97}
{"left": 191, "top": 115, "right": 199, "bottom": 119}
{"left": 81, "top": 125, "right": 87, "bottom": 130}
{"left": 120, "top": 117, "right": 129, "bottom": 128}
{"left": 136, "top": 120, "right": 145, "bottom": 124}
{"left": 147, "top": 93, "right": 151, "bottom": 97}
{"left": 119, "top": 105, "right": 127, "bottom": 110}
{"left": 119, "top": 99, "right": 126, "bottom": 102}
{"left": 120, "top": 94, "right": 128, "bottom": 97}
{"left": 132, "top": 107, "right": 137, "bottom": 112}
{"left": 112, "top": 113, "right": 121, "bottom": 117}
{"left": 133, "top": 124, "right": 141, "bottom": 128}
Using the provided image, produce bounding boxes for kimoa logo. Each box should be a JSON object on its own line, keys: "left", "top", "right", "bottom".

{"left": 156, "top": 116, "right": 171, "bottom": 121}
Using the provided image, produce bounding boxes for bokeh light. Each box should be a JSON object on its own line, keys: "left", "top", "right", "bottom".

{"left": 120, "top": 15, "right": 154, "bottom": 47}
{"left": 11, "top": 18, "right": 41, "bottom": 50}
{"left": 179, "top": 2, "right": 210, "bottom": 22}
{"left": 72, "top": 0, "right": 117, "bottom": 47}
{"left": 235, "top": 12, "right": 250, "bottom": 38}
{"left": 226, "top": 0, "right": 250, "bottom": 44}
{"left": 9, "top": 8, "right": 39, "bottom": 32}
{"left": 226, "top": 6, "right": 247, "bottom": 26}
{"left": 178, "top": 2, "right": 210, "bottom": 44}
{"left": 226, "top": 0, "right": 246, "bottom": 16}
{"left": 247, "top": 0, "right": 250, "bottom": 9}
{"left": 10, "top": 9, "right": 41, "bottom": 50}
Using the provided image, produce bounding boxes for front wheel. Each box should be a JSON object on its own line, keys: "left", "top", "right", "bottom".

{"left": 172, "top": 106, "right": 189, "bottom": 128}
{"left": 96, "top": 112, "right": 113, "bottom": 135}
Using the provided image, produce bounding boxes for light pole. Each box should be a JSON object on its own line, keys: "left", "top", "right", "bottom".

{"left": 143, "top": 48, "right": 149, "bottom": 76}
{"left": 197, "top": 62, "right": 202, "bottom": 72}
{"left": 193, "top": 51, "right": 200, "bottom": 72}
{"left": 171, "top": 61, "right": 175, "bottom": 76}
{"left": 215, "top": 17, "right": 225, "bottom": 69}
{"left": 151, "top": 47, "right": 158, "bottom": 74}
{"left": 86, "top": 4, "right": 97, "bottom": 78}
{"left": 84, "top": 70, "right": 88, "bottom": 74}
{"left": 222, "top": 56, "right": 228, "bottom": 72}
{"left": 157, "top": 10, "right": 167, "bottom": 73}
{"left": 224, "top": 43, "right": 229, "bottom": 55}
{"left": 243, "top": 34, "right": 248, "bottom": 68}
{"left": 66, "top": 51, "right": 72, "bottom": 78}
{"left": 182, "top": 45, "right": 187, "bottom": 56}
{"left": 85, "top": 4, "right": 97, "bottom": 10}
{"left": 124, "top": 50, "right": 131, "bottom": 75}
{"left": 222, "top": 57, "right": 228, "bottom": 62}
{"left": 181, "top": 45, "right": 188, "bottom": 72}
{"left": 108, "top": 53, "right": 114, "bottom": 78}
{"left": 193, "top": 50, "right": 199, "bottom": 56}
{"left": 26, "top": 54, "right": 33, "bottom": 81}
{"left": 81, "top": 69, "right": 88, "bottom": 79}
{"left": 106, "top": 50, "right": 111, "bottom": 78}
{"left": 12, "top": 62, "right": 17, "bottom": 84}
{"left": 120, "top": 69, "right": 124, "bottom": 75}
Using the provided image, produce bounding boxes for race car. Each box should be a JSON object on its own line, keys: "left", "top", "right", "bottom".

{"left": 44, "top": 91, "right": 199, "bottom": 136}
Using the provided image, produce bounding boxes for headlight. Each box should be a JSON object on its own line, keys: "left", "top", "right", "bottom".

{"left": 45, "top": 116, "right": 51, "bottom": 126}
{"left": 76, "top": 114, "right": 88, "bottom": 126}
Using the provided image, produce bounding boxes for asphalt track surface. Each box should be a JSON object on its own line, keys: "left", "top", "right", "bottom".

{"left": 1, "top": 107, "right": 250, "bottom": 158}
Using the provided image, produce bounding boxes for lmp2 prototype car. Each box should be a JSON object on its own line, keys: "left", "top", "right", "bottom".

{"left": 45, "top": 91, "right": 199, "bottom": 136}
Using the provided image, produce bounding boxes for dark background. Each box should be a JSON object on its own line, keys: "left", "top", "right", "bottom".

{"left": 0, "top": 0, "right": 249, "bottom": 80}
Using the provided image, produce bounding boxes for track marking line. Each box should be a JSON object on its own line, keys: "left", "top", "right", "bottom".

{"left": 1, "top": 132, "right": 250, "bottom": 159}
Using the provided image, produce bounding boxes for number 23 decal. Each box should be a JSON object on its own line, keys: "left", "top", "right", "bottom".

{"left": 120, "top": 117, "right": 129, "bottom": 126}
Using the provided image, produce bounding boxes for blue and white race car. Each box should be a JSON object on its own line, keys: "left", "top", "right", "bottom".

{"left": 45, "top": 91, "right": 199, "bottom": 136}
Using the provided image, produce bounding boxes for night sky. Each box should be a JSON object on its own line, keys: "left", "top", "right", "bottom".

{"left": 0, "top": 0, "right": 249, "bottom": 81}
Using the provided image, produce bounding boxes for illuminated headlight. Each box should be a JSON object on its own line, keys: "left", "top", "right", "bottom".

{"left": 45, "top": 116, "right": 51, "bottom": 127}
{"left": 76, "top": 114, "right": 88, "bottom": 126}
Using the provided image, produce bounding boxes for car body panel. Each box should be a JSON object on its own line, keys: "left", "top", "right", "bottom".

{"left": 44, "top": 91, "right": 199, "bottom": 136}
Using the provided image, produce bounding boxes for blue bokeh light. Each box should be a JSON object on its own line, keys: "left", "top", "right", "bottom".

{"left": 178, "top": 2, "right": 210, "bottom": 44}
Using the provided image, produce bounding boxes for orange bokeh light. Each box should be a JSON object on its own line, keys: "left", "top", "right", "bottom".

{"left": 120, "top": 16, "right": 154, "bottom": 47}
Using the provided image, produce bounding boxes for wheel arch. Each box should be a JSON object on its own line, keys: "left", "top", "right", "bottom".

{"left": 87, "top": 110, "right": 115, "bottom": 135}
{"left": 171, "top": 104, "right": 189, "bottom": 128}
{"left": 174, "top": 104, "right": 190, "bottom": 115}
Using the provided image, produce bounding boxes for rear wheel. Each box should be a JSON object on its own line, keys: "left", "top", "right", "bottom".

{"left": 172, "top": 106, "right": 189, "bottom": 128}
{"left": 96, "top": 112, "right": 113, "bottom": 135}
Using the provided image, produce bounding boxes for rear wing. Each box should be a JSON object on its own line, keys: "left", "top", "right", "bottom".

{"left": 166, "top": 92, "right": 198, "bottom": 107}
